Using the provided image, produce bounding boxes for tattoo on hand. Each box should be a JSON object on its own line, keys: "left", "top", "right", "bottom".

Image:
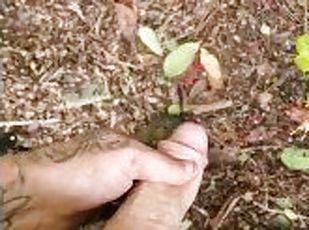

{"left": 0, "top": 160, "right": 32, "bottom": 229}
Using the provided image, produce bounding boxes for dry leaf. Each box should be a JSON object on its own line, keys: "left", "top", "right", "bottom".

{"left": 200, "top": 48, "right": 223, "bottom": 89}
{"left": 286, "top": 106, "right": 309, "bottom": 124}
{"left": 114, "top": 3, "right": 137, "bottom": 46}
{"left": 258, "top": 91, "right": 273, "bottom": 110}
{"left": 286, "top": 106, "right": 309, "bottom": 137}
{"left": 297, "top": 0, "right": 307, "bottom": 7}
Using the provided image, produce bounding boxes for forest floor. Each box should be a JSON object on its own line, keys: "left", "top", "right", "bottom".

{"left": 1, "top": 0, "right": 309, "bottom": 229}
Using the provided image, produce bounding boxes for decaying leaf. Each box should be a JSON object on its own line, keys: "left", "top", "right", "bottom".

{"left": 114, "top": 3, "right": 137, "bottom": 45}
{"left": 275, "top": 197, "right": 293, "bottom": 210}
{"left": 163, "top": 42, "right": 200, "bottom": 79}
{"left": 280, "top": 146, "right": 309, "bottom": 170}
{"left": 138, "top": 26, "right": 163, "bottom": 56}
{"left": 200, "top": 48, "right": 223, "bottom": 89}
{"left": 286, "top": 106, "right": 309, "bottom": 124}
{"left": 286, "top": 106, "right": 309, "bottom": 137}
{"left": 258, "top": 91, "right": 273, "bottom": 110}
{"left": 62, "top": 84, "right": 111, "bottom": 109}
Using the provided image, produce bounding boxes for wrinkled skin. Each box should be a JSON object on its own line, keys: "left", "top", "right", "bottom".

{"left": 0, "top": 122, "right": 208, "bottom": 230}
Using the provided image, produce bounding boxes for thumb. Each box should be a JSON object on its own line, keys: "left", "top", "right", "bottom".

{"left": 131, "top": 122, "right": 208, "bottom": 185}
{"left": 158, "top": 122, "right": 208, "bottom": 167}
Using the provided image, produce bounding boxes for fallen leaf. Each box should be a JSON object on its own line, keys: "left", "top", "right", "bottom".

{"left": 286, "top": 106, "right": 309, "bottom": 137}
{"left": 138, "top": 26, "right": 163, "bottom": 56}
{"left": 245, "top": 127, "right": 274, "bottom": 143}
{"left": 286, "top": 106, "right": 309, "bottom": 124}
{"left": 200, "top": 48, "right": 223, "bottom": 89}
{"left": 61, "top": 84, "right": 111, "bottom": 109}
{"left": 258, "top": 91, "right": 272, "bottom": 110}
{"left": 280, "top": 146, "right": 309, "bottom": 170}
{"left": 114, "top": 3, "right": 137, "bottom": 45}
{"left": 163, "top": 42, "right": 200, "bottom": 79}
{"left": 274, "top": 197, "right": 293, "bottom": 210}
{"left": 283, "top": 209, "right": 298, "bottom": 221}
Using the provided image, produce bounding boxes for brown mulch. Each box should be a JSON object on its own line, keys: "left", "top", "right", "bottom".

{"left": 1, "top": 0, "right": 309, "bottom": 229}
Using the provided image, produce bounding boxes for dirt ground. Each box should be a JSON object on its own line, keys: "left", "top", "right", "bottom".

{"left": 1, "top": 0, "right": 309, "bottom": 229}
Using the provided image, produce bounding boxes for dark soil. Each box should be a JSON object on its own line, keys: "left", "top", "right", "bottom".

{"left": 1, "top": 0, "right": 309, "bottom": 229}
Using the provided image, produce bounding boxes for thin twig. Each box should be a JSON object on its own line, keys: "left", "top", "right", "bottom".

{"left": 184, "top": 100, "right": 233, "bottom": 115}
{"left": 0, "top": 119, "right": 60, "bottom": 128}
{"left": 210, "top": 195, "right": 241, "bottom": 230}
{"left": 252, "top": 201, "right": 309, "bottom": 221}
{"left": 192, "top": 204, "right": 209, "bottom": 217}
{"left": 304, "top": 0, "right": 308, "bottom": 32}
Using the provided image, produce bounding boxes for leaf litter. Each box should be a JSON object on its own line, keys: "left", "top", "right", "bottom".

{"left": 1, "top": 0, "right": 309, "bottom": 229}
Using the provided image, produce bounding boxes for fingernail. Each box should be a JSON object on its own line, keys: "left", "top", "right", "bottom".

{"left": 171, "top": 122, "right": 208, "bottom": 157}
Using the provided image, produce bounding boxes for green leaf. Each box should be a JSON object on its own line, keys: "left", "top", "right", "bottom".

{"left": 294, "top": 51, "right": 309, "bottom": 73}
{"left": 167, "top": 103, "right": 182, "bottom": 116}
{"left": 280, "top": 146, "right": 309, "bottom": 170}
{"left": 138, "top": 26, "right": 163, "bottom": 56}
{"left": 295, "top": 33, "right": 309, "bottom": 54}
{"left": 163, "top": 42, "right": 200, "bottom": 79}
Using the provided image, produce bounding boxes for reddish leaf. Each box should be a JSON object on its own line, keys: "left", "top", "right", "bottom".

{"left": 286, "top": 106, "right": 309, "bottom": 124}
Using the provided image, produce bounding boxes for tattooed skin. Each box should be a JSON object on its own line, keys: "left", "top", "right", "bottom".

{"left": 0, "top": 127, "right": 130, "bottom": 229}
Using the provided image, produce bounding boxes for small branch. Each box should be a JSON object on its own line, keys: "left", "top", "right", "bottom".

{"left": 0, "top": 118, "right": 60, "bottom": 128}
{"left": 252, "top": 201, "right": 309, "bottom": 221}
{"left": 210, "top": 195, "right": 241, "bottom": 230}
{"left": 304, "top": 0, "right": 308, "bottom": 32}
{"left": 184, "top": 100, "right": 233, "bottom": 115}
{"left": 191, "top": 204, "right": 209, "bottom": 217}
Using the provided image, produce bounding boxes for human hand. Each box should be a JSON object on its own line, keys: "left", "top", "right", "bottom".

{"left": 0, "top": 122, "right": 208, "bottom": 229}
